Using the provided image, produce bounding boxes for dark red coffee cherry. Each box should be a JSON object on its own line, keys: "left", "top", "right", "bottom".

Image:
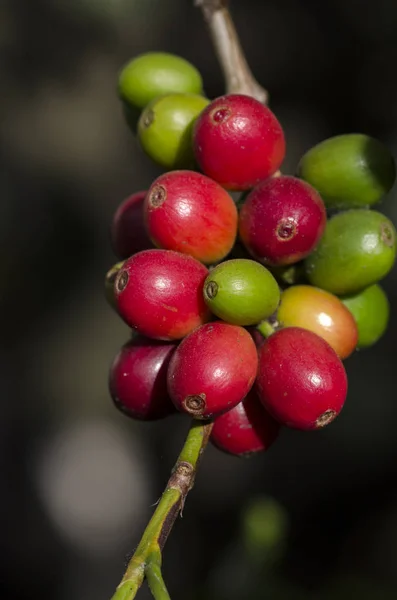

{"left": 167, "top": 322, "right": 258, "bottom": 419}
{"left": 193, "top": 94, "right": 285, "bottom": 191}
{"left": 256, "top": 327, "right": 347, "bottom": 430}
{"left": 110, "top": 191, "right": 154, "bottom": 259}
{"left": 109, "top": 336, "right": 177, "bottom": 420}
{"left": 114, "top": 249, "right": 210, "bottom": 340}
{"left": 145, "top": 170, "right": 237, "bottom": 264}
{"left": 239, "top": 176, "right": 326, "bottom": 266}
{"left": 211, "top": 389, "right": 280, "bottom": 456}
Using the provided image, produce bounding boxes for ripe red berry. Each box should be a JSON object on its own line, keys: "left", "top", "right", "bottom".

{"left": 239, "top": 176, "right": 326, "bottom": 266}
{"left": 167, "top": 322, "right": 258, "bottom": 419}
{"left": 256, "top": 327, "right": 347, "bottom": 430}
{"left": 109, "top": 336, "right": 177, "bottom": 420}
{"left": 110, "top": 191, "right": 154, "bottom": 259}
{"left": 211, "top": 389, "right": 280, "bottom": 456}
{"left": 145, "top": 170, "right": 237, "bottom": 264}
{"left": 193, "top": 94, "right": 285, "bottom": 191}
{"left": 114, "top": 249, "right": 210, "bottom": 340}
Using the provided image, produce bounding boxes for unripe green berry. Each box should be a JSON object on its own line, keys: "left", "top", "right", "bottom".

{"left": 203, "top": 259, "right": 280, "bottom": 326}
{"left": 118, "top": 52, "right": 203, "bottom": 111}
{"left": 304, "top": 209, "right": 396, "bottom": 295}
{"left": 341, "top": 284, "right": 390, "bottom": 348}
{"left": 297, "top": 134, "right": 396, "bottom": 209}
{"left": 138, "top": 93, "right": 209, "bottom": 169}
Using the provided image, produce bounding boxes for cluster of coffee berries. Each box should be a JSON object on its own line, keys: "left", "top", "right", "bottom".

{"left": 106, "top": 51, "right": 396, "bottom": 457}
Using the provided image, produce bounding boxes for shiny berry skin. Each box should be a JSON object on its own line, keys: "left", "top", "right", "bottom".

{"left": 109, "top": 337, "right": 177, "bottom": 420}
{"left": 145, "top": 171, "right": 238, "bottom": 264}
{"left": 297, "top": 134, "right": 396, "bottom": 210}
{"left": 277, "top": 285, "right": 358, "bottom": 359}
{"left": 114, "top": 249, "right": 210, "bottom": 340}
{"left": 239, "top": 176, "right": 326, "bottom": 266}
{"left": 341, "top": 284, "right": 390, "bottom": 349}
{"left": 193, "top": 94, "right": 285, "bottom": 191}
{"left": 256, "top": 327, "right": 348, "bottom": 430}
{"left": 167, "top": 322, "right": 258, "bottom": 419}
{"left": 118, "top": 52, "right": 203, "bottom": 111}
{"left": 110, "top": 191, "right": 154, "bottom": 259}
{"left": 138, "top": 93, "right": 209, "bottom": 170}
{"left": 305, "top": 209, "right": 396, "bottom": 295}
{"left": 211, "top": 389, "right": 280, "bottom": 456}
{"left": 203, "top": 259, "right": 280, "bottom": 326}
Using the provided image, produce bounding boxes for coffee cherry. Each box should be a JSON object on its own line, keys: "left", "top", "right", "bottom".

{"left": 168, "top": 322, "right": 258, "bottom": 419}
{"left": 297, "top": 134, "right": 396, "bottom": 209}
{"left": 105, "top": 261, "right": 124, "bottom": 311}
{"left": 109, "top": 336, "right": 177, "bottom": 420}
{"left": 203, "top": 259, "right": 280, "bottom": 326}
{"left": 305, "top": 209, "right": 396, "bottom": 295}
{"left": 256, "top": 327, "right": 348, "bottom": 430}
{"left": 210, "top": 389, "right": 280, "bottom": 456}
{"left": 138, "top": 93, "right": 209, "bottom": 169}
{"left": 110, "top": 191, "right": 153, "bottom": 260}
{"left": 341, "top": 284, "right": 390, "bottom": 348}
{"left": 118, "top": 52, "right": 203, "bottom": 111}
{"left": 193, "top": 94, "right": 285, "bottom": 190}
{"left": 145, "top": 171, "right": 238, "bottom": 264}
{"left": 277, "top": 285, "right": 358, "bottom": 359}
{"left": 239, "top": 176, "right": 326, "bottom": 266}
{"left": 114, "top": 249, "right": 210, "bottom": 340}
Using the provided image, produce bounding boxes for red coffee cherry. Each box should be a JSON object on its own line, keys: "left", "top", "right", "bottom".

{"left": 193, "top": 94, "right": 285, "bottom": 191}
{"left": 110, "top": 191, "right": 154, "bottom": 259}
{"left": 239, "top": 176, "right": 326, "bottom": 266}
{"left": 167, "top": 322, "right": 258, "bottom": 419}
{"left": 109, "top": 336, "right": 177, "bottom": 420}
{"left": 256, "top": 327, "right": 347, "bottom": 430}
{"left": 211, "top": 389, "right": 280, "bottom": 456}
{"left": 145, "top": 170, "right": 237, "bottom": 264}
{"left": 114, "top": 249, "right": 210, "bottom": 340}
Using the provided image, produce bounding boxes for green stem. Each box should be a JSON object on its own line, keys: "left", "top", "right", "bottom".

{"left": 257, "top": 320, "right": 276, "bottom": 339}
{"left": 146, "top": 552, "right": 171, "bottom": 600}
{"left": 110, "top": 420, "right": 213, "bottom": 600}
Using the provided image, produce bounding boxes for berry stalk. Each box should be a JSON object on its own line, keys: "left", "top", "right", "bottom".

{"left": 195, "top": 0, "right": 268, "bottom": 103}
{"left": 110, "top": 420, "right": 213, "bottom": 600}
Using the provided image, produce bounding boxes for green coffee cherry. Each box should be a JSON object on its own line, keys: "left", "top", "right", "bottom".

{"left": 203, "top": 259, "right": 280, "bottom": 326}
{"left": 118, "top": 52, "right": 203, "bottom": 111}
{"left": 297, "top": 134, "right": 396, "bottom": 209}
{"left": 341, "top": 284, "right": 389, "bottom": 348}
{"left": 138, "top": 93, "right": 209, "bottom": 169}
{"left": 305, "top": 210, "right": 396, "bottom": 295}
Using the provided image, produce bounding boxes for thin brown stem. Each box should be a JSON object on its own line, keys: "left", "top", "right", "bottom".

{"left": 195, "top": 0, "right": 268, "bottom": 104}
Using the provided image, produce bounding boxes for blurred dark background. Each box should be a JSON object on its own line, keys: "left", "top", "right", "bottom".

{"left": 1, "top": 0, "right": 397, "bottom": 598}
